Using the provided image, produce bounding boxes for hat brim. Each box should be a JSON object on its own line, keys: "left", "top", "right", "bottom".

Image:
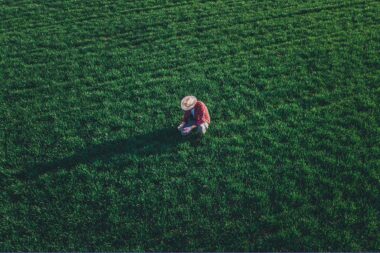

{"left": 181, "top": 103, "right": 196, "bottom": 111}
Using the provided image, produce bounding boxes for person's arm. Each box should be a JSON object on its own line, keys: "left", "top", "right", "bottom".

{"left": 195, "top": 104, "right": 206, "bottom": 126}
{"left": 178, "top": 111, "right": 190, "bottom": 130}
{"left": 183, "top": 111, "right": 190, "bottom": 122}
{"left": 181, "top": 123, "right": 197, "bottom": 135}
{"left": 177, "top": 121, "right": 185, "bottom": 130}
{"left": 181, "top": 110, "right": 197, "bottom": 133}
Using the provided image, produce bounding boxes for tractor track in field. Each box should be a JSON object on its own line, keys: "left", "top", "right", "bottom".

{"left": 0, "top": 0, "right": 318, "bottom": 41}
{"left": 2, "top": 5, "right": 376, "bottom": 72}
{"left": 2, "top": 31, "right": 350, "bottom": 94}
{"left": 6, "top": 10, "right": 370, "bottom": 66}
{"left": 0, "top": 0, "right": 253, "bottom": 33}
{"left": 3, "top": 0, "right": 375, "bottom": 64}
{"left": 1, "top": 0, "right": 372, "bottom": 39}
{"left": 6, "top": 22, "right": 378, "bottom": 98}
{"left": 5, "top": 23, "right": 378, "bottom": 120}
{"left": 4, "top": 19, "right": 378, "bottom": 97}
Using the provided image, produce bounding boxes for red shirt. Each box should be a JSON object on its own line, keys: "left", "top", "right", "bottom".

{"left": 183, "top": 101, "right": 211, "bottom": 125}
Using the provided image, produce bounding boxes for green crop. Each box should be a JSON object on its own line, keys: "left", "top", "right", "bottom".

{"left": 1, "top": 0, "right": 379, "bottom": 251}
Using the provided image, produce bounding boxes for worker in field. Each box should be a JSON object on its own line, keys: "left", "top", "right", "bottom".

{"left": 177, "top": 95, "right": 211, "bottom": 138}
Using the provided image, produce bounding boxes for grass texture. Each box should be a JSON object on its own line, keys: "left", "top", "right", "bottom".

{"left": 1, "top": 0, "right": 380, "bottom": 251}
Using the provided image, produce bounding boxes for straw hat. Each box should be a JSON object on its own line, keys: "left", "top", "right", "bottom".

{"left": 181, "top": 95, "right": 197, "bottom": 111}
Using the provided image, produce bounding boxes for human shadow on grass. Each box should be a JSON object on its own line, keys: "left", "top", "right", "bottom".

{"left": 17, "top": 127, "right": 190, "bottom": 180}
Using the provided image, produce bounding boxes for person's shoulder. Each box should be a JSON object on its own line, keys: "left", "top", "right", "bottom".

{"left": 197, "top": 100, "right": 206, "bottom": 106}
{"left": 197, "top": 101, "right": 209, "bottom": 109}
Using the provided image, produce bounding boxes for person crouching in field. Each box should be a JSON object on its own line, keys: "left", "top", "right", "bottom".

{"left": 177, "top": 96, "right": 210, "bottom": 138}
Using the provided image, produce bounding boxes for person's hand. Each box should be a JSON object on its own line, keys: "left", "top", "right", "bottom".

{"left": 181, "top": 127, "right": 192, "bottom": 135}
{"left": 177, "top": 122, "right": 185, "bottom": 130}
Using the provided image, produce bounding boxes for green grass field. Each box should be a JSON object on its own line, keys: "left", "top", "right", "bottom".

{"left": 1, "top": 0, "right": 379, "bottom": 251}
